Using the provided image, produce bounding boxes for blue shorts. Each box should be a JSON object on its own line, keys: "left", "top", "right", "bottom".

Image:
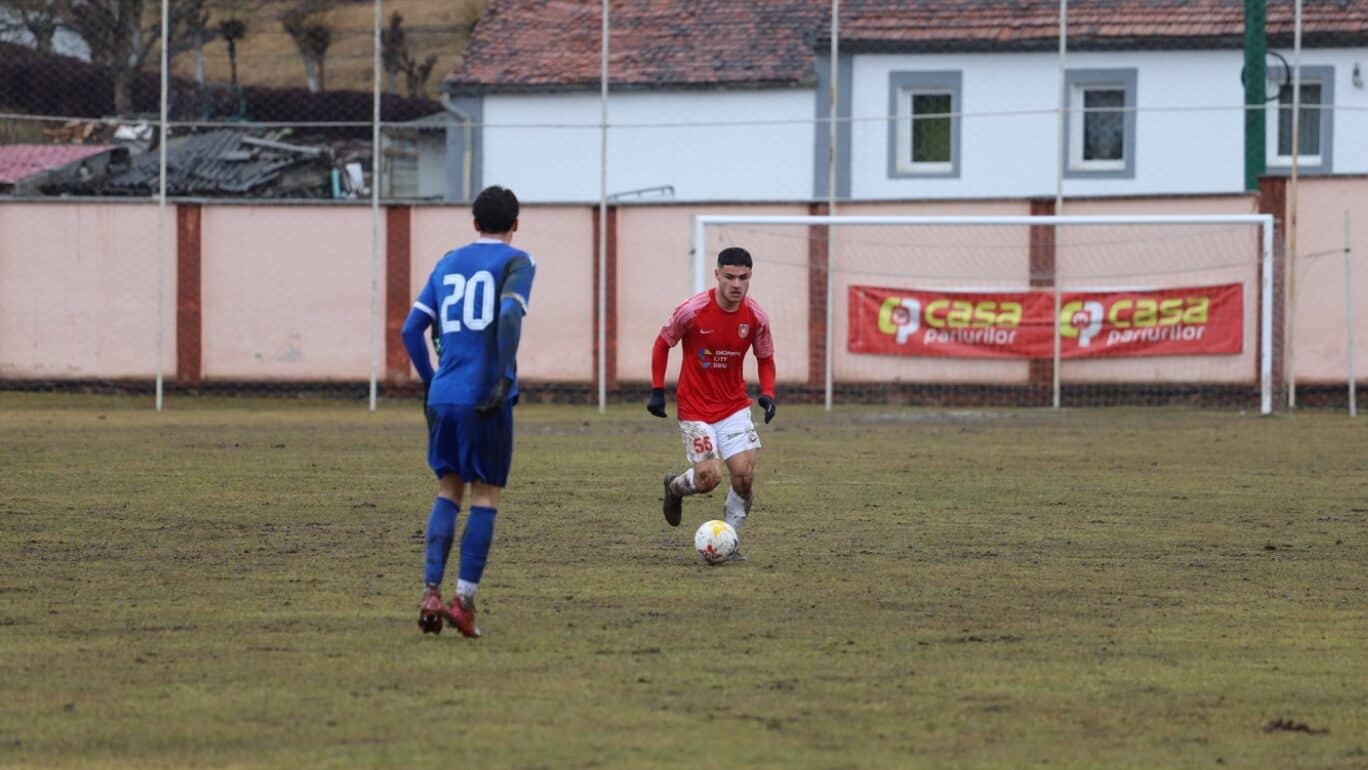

{"left": 426, "top": 403, "right": 514, "bottom": 487}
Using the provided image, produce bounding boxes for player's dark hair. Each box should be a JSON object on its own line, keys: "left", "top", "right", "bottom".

{"left": 717, "top": 247, "right": 753, "bottom": 268}
{"left": 473, "top": 185, "right": 519, "bottom": 234}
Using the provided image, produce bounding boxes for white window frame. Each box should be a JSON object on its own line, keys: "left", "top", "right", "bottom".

{"left": 1063, "top": 69, "right": 1137, "bottom": 179}
{"left": 887, "top": 71, "right": 961, "bottom": 179}
{"left": 899, "top": 89, "right": 954, "bottom": 173}
{"left": 1267, "top": 65, "right": 1334, "bottom": 174}
{"left": 1070, "top": 85, "right": 1125, "bottom": 171}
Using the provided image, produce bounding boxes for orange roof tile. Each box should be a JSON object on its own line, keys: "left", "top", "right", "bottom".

{"left": 446, "top": 1, "right": 1368, "bottom": 93}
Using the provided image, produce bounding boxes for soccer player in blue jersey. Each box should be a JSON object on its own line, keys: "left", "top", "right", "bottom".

{"left": 401, "top": 185, "right": 535, "bottom": 639}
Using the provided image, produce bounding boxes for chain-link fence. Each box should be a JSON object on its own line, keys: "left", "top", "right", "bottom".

{"left": 0, "top": 1, "right": 1363, "bottom": 412}
{"left": 0, "top": 0, "right": 476, "bottom": 200}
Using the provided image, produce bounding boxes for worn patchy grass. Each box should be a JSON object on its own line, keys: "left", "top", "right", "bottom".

{"left": 0, "top": 393, "right": 1364, "bottom": 769}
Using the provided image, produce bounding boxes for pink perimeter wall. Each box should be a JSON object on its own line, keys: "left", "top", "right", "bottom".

{"left": 410, "top": 205, "right": 594, "bottom": 382}
{"left": 200, "top": 205, "right": 376, "bottom": 380}
{"left": 0, "top": 189, "right": 1363, "bottom": 391}
{"left": 0, "top": 202, "right": 173, "bottom": 379}
{"left": 1286, "top": 179, "right": 1368, "bottom": 383}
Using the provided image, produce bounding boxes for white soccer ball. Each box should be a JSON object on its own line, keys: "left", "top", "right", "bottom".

{"left": 693, "top": 519, "right": 738, "bottom": 564}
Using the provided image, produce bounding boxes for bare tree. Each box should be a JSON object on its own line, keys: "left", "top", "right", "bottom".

{"left": 380, "top": 11, "right": 438, "bottom": 98}
{"left": 217, "top": 15, "right": 244, "bottom": 88}
{"left": 178, "top": 0, "right": 212, "bottom": 85}
{"left": 404, "top": 53, "right": 436, "bottom": 99}
{"left": 1, "top": 0, "right": 63, "bottom": 54}
{"left": 62, "top": 0, "right": 208, "bottom": 115}
{"left": 280, "top": 0, "right": 332, "bottom": 93}
{"left": 379, "top": 11, "right": 404, "bottom": 94}
{"left": 211, "top": 0, "right": 264, "bottom": 89}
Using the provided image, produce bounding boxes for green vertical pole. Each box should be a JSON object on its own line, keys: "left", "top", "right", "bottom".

{"left": 1245, "top": 0, "right": 1267, "bottom": 191}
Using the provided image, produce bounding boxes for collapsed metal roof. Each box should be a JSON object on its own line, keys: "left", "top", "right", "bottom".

{"left": 104, "top": 129, "right": 332, "bottom": 196}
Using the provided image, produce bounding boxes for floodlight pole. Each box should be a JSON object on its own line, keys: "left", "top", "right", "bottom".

{"left": 155, "top": 0, "right": 169, "bottom": 412}
{"left": 598, "top": 0, "right": 609, "bottom": 414}
{"left": 368, "top": 0, "right": 382, "bottom": 413}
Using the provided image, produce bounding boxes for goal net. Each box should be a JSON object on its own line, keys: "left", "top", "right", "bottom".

{"left": 695, "top": 214, "right": 1279, "bottom": 412}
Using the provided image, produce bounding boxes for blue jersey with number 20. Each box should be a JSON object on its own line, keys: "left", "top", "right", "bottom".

{"left": 413, "top": 239, "right": 535, "bottom": 405}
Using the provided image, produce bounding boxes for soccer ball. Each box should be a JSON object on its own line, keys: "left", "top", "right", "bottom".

{"left": 693, "top": 519, "right": 738, "bottom": 564}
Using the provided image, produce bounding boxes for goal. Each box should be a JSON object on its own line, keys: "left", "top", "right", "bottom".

{"left": 693, "top": 213, "right": 1278, "bottom": 413}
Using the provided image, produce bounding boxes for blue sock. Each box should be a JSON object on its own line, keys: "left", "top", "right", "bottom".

{"left": 423, "top": 497, "right": 459, "bottom": 587}
{"left": 458, "top": 506, "right": 497, "bottom": 585}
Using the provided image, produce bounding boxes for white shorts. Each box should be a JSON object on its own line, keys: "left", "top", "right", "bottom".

{"left": 679, "top": 406, "right": 762, "bottom": 465}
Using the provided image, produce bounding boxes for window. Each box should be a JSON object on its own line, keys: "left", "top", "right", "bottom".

{"left": 1269, "top": 65, "right": 1334, "bottom": 173}
{"left": 888, "top": 71, "right": 961, "bottom": 178}
{"left": 1278, "top": 82, "right": 1322, "bottom": 158}
{"left": 911, "top": 92, "right": 953, "bottom": 165}
{"left": 1064, "top": 69, "right": 1136, "bottom": 179}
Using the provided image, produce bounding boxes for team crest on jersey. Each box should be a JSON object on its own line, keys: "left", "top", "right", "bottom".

{"left": 738, "top": 323, "right": 750, "bottom": 338}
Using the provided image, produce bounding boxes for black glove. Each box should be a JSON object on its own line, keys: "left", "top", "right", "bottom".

{"left": 646, "top": 388, "right": 667, "bottom": 418}
{"left": 475, "top": 376, "right": 512, "bottom": 417}
{"left": 757, "top": 394, "right": 776, "bottom": 424}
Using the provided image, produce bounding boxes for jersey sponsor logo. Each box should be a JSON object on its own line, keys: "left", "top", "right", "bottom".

{"left": 697, "top": 347, "right": 743, "bottom": 369}
{"left": 699, "top": 328, "right": 715, "bottom": 335}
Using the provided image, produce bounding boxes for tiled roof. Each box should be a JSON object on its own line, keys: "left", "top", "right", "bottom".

{"left": 444, "top": 0, "right": 1368, "bottom": 93}
{"left": 837, "top": 0, "right": 1368, "bottom": 52}
{"left": 0, "top": 144, "right": 117, "bottom": 185}
{"left": 447, "top": 0, "right": 823, "bottom": 93}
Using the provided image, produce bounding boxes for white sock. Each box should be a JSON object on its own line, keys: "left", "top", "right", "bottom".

{"left": 669, "top": 468, "right": 698, "bottom": 497}
{"left": 724, "top": 487, "right": 751, "bottom": 532}
{"left": 456, "top": 579, "right": 478, "bottom": 602}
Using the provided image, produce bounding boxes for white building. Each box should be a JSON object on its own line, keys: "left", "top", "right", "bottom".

{"left": 440, "top": 0, "right": 1368, "bottom": 203}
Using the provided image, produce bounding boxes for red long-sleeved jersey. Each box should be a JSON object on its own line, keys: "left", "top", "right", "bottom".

{"left": 652, "top": 289, "right": 775, "bottom": 423}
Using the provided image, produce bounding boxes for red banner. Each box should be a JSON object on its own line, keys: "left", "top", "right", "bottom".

{"left": 847, "top": 283, "right": 1243, "bottom": 358}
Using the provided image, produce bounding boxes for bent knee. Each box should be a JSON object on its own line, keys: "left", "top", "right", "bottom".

{"left": 731, "top": 473, "right": 754, "bottom": 495}
{"left": 694, "top": 465, "right": 723, "bottom": 492}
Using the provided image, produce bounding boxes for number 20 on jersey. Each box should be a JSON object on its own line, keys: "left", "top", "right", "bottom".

{"left": 441, "top": 270, "right": 495, "bottom": 333}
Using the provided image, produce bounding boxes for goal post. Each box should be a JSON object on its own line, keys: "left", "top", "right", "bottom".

{"left": 694, "top": 213, "right": 1277, "bottom": 414}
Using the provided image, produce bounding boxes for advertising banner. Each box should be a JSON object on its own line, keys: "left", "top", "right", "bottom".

{"left": 848, "top": 283, "right": 1243, "bottom": 358}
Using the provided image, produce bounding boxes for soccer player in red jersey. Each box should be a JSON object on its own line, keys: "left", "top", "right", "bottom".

{"left": 648, "top": 247, "right": 776, "bottom": 555}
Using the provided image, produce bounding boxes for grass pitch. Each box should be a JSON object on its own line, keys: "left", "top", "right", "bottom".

{"left": 0, "top": 393, "right": 1364, "bottom": 769}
